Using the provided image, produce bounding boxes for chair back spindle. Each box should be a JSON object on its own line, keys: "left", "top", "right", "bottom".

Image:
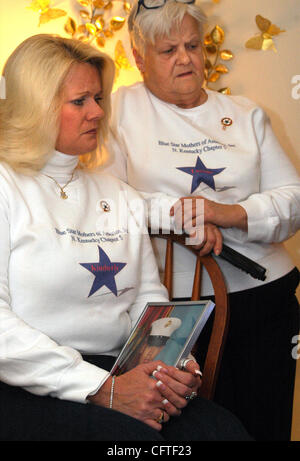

{"left": 150, "top": 231, "right": 229, "bottom": 400}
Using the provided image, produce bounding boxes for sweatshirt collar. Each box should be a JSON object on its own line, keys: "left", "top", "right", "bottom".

{"left": 41, "top": 150, "right": 79, "bottom": 181}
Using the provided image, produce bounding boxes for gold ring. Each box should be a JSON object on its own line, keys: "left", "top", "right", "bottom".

{"left": 156, "top": 411, "right": 164, "bottom": 424}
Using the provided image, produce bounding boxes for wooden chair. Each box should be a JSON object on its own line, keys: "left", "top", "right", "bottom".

{"left": 149, "top": 230, "right": 229, "bottom": 400}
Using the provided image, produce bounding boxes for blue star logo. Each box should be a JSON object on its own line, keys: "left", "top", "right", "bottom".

{"left": 177, "top": 157, "right": 225, "bottom": 193}
{"left": 80, "top": 246, "right": 126, "bottom": 297}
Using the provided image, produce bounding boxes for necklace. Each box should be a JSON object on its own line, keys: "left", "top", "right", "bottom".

{"left": 44, "top": 169, "right": 76, "bottom": 199}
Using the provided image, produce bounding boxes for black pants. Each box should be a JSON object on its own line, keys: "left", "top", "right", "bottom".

{"left": 0, "top": 355, "right": 251, "bottom": 441}
{"left": 193, "top": 267, "right": 300, "bottom": 441}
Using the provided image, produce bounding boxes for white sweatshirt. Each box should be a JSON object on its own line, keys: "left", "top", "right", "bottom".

{"left": 104, "top": 83, "right": 300, "bottom": 297}
{"left": 0, "top": 151, "right": 168, "bottom": 403}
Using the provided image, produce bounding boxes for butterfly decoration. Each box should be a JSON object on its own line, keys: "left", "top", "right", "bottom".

{"left": 245, "top": 15, "right": 285, "bottom": 52}
{"left": 27, "top": 0, "right": 66, "bottom": 26}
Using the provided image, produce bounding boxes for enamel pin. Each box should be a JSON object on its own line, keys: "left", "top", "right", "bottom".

{"left": 100, "top": 200, "right": 111, "bottom": 212}
{"left": 221, "top": 117, "right": 233, "bottom": 130}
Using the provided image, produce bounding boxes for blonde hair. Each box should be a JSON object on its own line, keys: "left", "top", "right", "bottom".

{"left": 128, "top": 1, "right": 207, "bottom": 58}
{"left": 0, "top": 34, "right": 115, "bottom": 173}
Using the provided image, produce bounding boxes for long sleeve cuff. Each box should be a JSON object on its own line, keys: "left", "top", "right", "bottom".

{"left": 52, "top": 359, "right": 110, "bottom": 404}
{"left": 239, "top": 197, "right": 280, "bottom": 242}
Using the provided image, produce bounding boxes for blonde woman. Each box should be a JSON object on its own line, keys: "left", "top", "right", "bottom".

{"left": 0, "top": 35, "right": 250, "bottom": 441}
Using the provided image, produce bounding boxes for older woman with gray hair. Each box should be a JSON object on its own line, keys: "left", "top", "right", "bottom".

{"left": 105, "top": 0, "right": 300, "bottom": 441}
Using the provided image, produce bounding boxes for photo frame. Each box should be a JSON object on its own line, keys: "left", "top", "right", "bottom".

{"left": 110, "top": 300, "right": 215, "bottom": 376}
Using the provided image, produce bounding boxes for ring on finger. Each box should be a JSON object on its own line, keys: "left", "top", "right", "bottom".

{"left": 156, "top": 411, "right": 165, "bottom": 424}
{"left": 151, "top": 370, "right": 158, "bottom": 379}
{"left": 179, "top": 358, "right": 192, "bottom": 370}
{"left": 185, "top": 391, "right": 198, "bottom": 401}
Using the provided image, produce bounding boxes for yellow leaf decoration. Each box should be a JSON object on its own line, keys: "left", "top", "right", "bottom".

{"left": 39, "top": 8, "right": 66, "bottom": 25}
{"left": 220, "top": 50, "right": 234, "bottom": 61}
{"left": 114, "top": 40, "right": 133, "bottom": 70}
{"left": 104, "top": 29, "right": 114, "bottom": 38}
{"left": 208, "top": 72, "right": 220, "bottom": 83}
{"left": 95, "top": 15, "right": 105, "bottom": 30}
{"left": 245, "top": 15, "right": 285, "bottom": 52}
{"left": 96, "top": 36, "right": 106, "bottom": 47}
{"left": 203, "top": 22, "right": 233, "bottom": 93}
{"left": 64, "top": 17, "right": 77, "bottom": 36}
{"left": 204, "top": 34, "right": 213, "bottom": 46}
{"left": 205, "top": 59, "right": 212, "bottom": 70}
{"left": 27, "top": 0, "right": 50, "bottom": 12}
{"left": 26, "top": 1, "right": 143, "bottom": 82}
{"left": 206, "top": 44, "right": 217, "bottom": 54}
{"left": 211, "top": 25, "right": 225, "bottom": 45}
{"left": 215, "top": 64, "right": 229, "bottom": 74}
{"left": 104, "top": 1, "right": 113, "bottom": 10}
{"left": 86, "top": 22, "right": 97, "bottom": 35}
{"left": 79, "top": 9, "right": 90, "bottom": 20}
{"left": 123, "top": 2, "right": 131, "bottom": 13}
{"left": 93, "top": 0, "right": 105, "bottom": 7}
{"left": 77, "top": 0, "right": 90, "bottom": 6}
{"left": 110, "top": 16, "right": 126, "bottom": 31}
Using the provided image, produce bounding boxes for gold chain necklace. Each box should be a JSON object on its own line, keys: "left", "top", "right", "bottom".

{"left": 44, "top": 169, "right": 76, "bottom": 200}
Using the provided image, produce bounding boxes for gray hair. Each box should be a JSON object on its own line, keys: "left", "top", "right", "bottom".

{"left": 0, "top": 34, "right": 115, "bottom": 173}
{"left": 128, "top": 1, "right": 207, "bottom": 57}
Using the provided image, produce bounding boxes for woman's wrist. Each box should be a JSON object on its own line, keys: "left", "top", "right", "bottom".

{"left": 208, "top": 201, "right": 248, "bottom": 231}
{"left": 87, "top": 375, "right": 113, "bottom": 407}
{"left": 231, "top": 204, "right": 248, "bottom": 231}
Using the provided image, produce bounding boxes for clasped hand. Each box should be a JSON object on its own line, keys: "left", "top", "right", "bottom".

{"left": 170, "top": 195, "right": 248, "bottom": 255}
{"left": 88, "top": 360, "right": 202, "bottom": 431}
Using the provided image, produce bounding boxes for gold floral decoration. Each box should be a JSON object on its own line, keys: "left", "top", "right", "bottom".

{"left": 203, "top": 25, "right": 234, "bottom": 95}
{"left": 245, "top": 15, "right": 285, "bottom": 52}
{"left": 64, "top": 0, "right": 133, "bottom": 75}
{"left": 27, "top": 0, "right": 133, "bottom": 77}
{"left": 27, "top": 0, "right": 66, "bottom": 26}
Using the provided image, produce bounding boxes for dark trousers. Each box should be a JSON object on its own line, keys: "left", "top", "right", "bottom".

{"left": 194, "top": 267, "right": 300, "bottom": 441}
{"left": 0, "top": 355, "right": 251, "bottom": 441}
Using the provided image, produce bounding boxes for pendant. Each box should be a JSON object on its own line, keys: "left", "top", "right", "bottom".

{"left": 221, "top": 117, "right": 233, "bottom": 130}
{"left": 61, "top": 191, "right": 68, "bottom": 199}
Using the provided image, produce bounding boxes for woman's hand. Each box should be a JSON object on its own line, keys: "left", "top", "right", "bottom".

{"left": 88, "top": 361, "right": 179, "bottom": 430}
{"left": 151, "top": 360, "right": 202, "bottom": 415}
{"left": 170, "top": 196, "right": 248, "bottom": 232}
{"left": 88, "top": 359, "right": 202, "bottom": 430}
{"left": 191, "top": 223, "right": 223, "bottom": 256}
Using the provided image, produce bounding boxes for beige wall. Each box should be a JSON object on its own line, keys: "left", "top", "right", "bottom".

{"left": 202, "top": 0, "right": 300, "bottom": 300}
{"left": 0, "top": 0, "right": 299, "bottom": 298}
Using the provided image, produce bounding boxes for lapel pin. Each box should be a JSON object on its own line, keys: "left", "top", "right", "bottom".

{"left": 221, "top": 117, "right": 233, "bottom": 130}
{"left": 100, "top": 200, "right": 111, "bottom": 212}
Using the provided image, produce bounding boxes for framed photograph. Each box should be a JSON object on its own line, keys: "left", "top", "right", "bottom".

{"left": 110, "top": 300, "right": 215, "bottom": 376}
